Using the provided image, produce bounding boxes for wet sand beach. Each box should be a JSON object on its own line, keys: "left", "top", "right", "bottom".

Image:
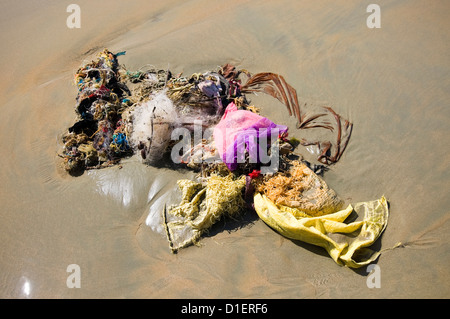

{"left": 0, "top": 0, "right": 449, "bottom": 298}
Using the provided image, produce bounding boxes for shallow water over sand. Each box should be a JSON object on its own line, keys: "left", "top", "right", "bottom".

{"left": 1, "top": 0, "right": 449, "bottom": 298}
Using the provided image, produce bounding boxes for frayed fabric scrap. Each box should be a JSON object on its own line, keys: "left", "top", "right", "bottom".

{"left": 253, "top": 193, "right": 389, "bottom": 268}
{"left": 164, "top": 175, "right": 247, "bottom": 253}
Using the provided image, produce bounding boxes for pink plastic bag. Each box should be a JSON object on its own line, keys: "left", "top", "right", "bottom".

{"left": 213, "top": 102, "right": 288, "bottom": 171}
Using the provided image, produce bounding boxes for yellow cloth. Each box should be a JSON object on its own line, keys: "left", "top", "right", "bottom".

{"left": 253, "top": 193, "right": 389, "bottom": 268}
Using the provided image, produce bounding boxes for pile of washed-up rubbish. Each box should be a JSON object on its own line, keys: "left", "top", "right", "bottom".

{"left": 60, "top": 49, "right": 389, "bottom": 268}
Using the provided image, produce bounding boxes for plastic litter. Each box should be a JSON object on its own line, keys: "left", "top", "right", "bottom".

{"left": 213, "top": 101, "right": 288, "bottom": 171}
{"left": 60, "top": 48, "right": 353, "bottom": 173}
{"left": 59, "top": 49, "right": 390, "bottom": 267}
{"left": 126, "top": 90, "right": 179, "bottom": 165}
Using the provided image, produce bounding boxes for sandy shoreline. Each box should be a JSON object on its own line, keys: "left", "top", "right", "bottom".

{"left": 1, "top": 0, "right": 449, "bottom": 298}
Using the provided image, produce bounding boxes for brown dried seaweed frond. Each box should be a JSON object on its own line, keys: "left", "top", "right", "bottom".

{"left": 241, "top": 72, "right": 301, "bottom": 123}
{"left": 239, "top": 70, "right": 353, "bottom": 165}
{"left": 323, "top": 106, "right": 353, "bottom": 164}
{"left": 299, "top": 106, "right": 353, "bottom": 165}
{"left": 240, "top": 72, "right": 338, "bottom": 131}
